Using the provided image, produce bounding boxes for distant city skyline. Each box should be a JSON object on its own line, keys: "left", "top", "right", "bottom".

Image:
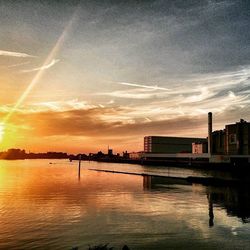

{"left": 0, "top": 0, "right": 250, "bottom": 153}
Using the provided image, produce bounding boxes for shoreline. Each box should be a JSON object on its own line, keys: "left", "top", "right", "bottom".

{"left": 1, "top": 156, "right": 250, "bottom": 172}
{"left": 84, "top": 157, "right": 250, "bottom": 171}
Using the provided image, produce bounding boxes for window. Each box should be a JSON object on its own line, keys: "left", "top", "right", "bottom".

{"left": 229, "top": 134, "right": 237, "bottom": 144}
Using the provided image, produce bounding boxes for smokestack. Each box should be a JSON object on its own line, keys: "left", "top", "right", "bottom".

{"left": 208, "top": 112, "right": 213, "bottom": 155}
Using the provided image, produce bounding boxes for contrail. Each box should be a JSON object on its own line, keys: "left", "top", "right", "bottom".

{"left": 20, "top": 59, "right": 60, "bottom": 73}
{"left": 7, "top": 61, "right": 31, "bottom": 68}
{"left": 3, "top": 7, "right": 80, "bottom": 124}
{"left": 117, "top": 81, "right": 170, "bottom": 91}
{"left": 0, "top": 50, "right": 35, "bottom": 58}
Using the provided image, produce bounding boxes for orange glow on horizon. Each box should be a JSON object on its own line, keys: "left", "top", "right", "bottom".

{"left": 0, "top": 122, "right": 19, "bottom": 151}
{"left": 0, "top": 8, "right": 80, "bottom": 152}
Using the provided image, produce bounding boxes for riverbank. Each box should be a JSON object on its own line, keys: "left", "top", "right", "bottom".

{"left": 78, "top": 156, "right": 250, "bottom": 172}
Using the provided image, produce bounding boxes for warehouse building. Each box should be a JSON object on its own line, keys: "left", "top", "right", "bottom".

{"left": 212, "top": 119, "right": 250, "bottom": 155}
{"left": 144, "top": 136, "right": 207, "bottom": 154}
{"left": 144, "top": 115, "right": 250, "bottom": 156}
{"left": 140, "top": 113, "right": 250, "bottom": 165}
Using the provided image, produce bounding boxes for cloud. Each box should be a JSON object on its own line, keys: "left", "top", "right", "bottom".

{"left": 20, "top": 59, "right": 60, "bottom": 73}
{"left": 0, "top": 107, "right": 206, "bottom": 138}
{"left": 0, "top": 50, "right": 35, "bottom": 58}
{"left": 97, "top": 88, "right": 165, "bottom": 99}
{"left": 3, "top": 63, "right": 250, "bottom": 123}
{"left": 2, "top": 64, "right": 249, "bottom": 128}
{"left": 1, "top": 96, "right": 248, "bottom": 140}
{"left": 1, "top": 93, "right": 249, "bottom": 152}
{"left": 96, "top": 67, "right": 250, "bottom": 115}
{"left": 6, "top": 61, "right": 31, "bottom": 68}
{"left": 0, "top": 100, "right": 97, "bottom": 115}
{"left": 115, "top": 81, "right": 170, "bottom": 91}
{"left": 31, "top": 99, "right": 97, "bottom": 112}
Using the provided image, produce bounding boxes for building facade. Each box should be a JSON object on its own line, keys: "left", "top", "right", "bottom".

{"left": 192, "top": 142, "right": 208, "bottom": 154}
{"left": 212, "top": 130, "right": 225, "bottom": 154}
{"left": 144, "top": 136, "right": 207, "bottom": 154}
{"left": 212, "top": 119, "right": 250, "bottom": 155}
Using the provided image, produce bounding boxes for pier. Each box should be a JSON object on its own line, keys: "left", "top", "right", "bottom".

{"left": 89, "top": 168, "right": 250, "bottom": 186}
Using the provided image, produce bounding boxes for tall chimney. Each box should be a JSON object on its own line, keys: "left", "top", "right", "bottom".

{"left": 208, "top": 112, "right": 213, "bottom": 155}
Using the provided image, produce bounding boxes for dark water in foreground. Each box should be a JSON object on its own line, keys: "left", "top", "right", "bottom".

{"left": 0, "top": 159, "right": 250, "bottom": 249}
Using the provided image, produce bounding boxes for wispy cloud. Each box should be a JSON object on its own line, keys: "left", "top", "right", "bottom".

{"left": 106, "top": 66, "right": 250, "bottom": 100}
{"left": 20, "top": 59, "right": 60, "bottom": 73}
{"left": 0, "top": 99, "right": 98, "bottom": 114}
{"left": 98, "top": 88, "right": 164, "bottom": 99}
{"left": 0, "top": 50, "right": 35, "bottom": 58}
{"left": 7, "top": 61, "right": 31, "bottom": 68}
{"left": 95, "top": 66, "right": 250, "bottom": 127}
{"left": 115, "top": 81, "right": 170, "bottom": 91}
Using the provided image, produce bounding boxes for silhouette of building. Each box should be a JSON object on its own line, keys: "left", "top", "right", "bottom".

{"left": 143, "top": 114, "right": 250, "bottom": 158}
{"left": 122, "top": 151, "right": 129, "bottom": 159}
{"left": 211, "top": 130, "right": 225, "bottom": 154}
{"left": 144, "top": 136, "right": 206, "bottom": 154}
{"left": 129, "top": 151, "right": 144, "bottom": 159}
{"left": 108, "top": 149, "right": 113, "bottom": 157}
{"left": 212, "top": 119, "right": 250, "bottom": 155}
{"left": 140, "top": 113, "right": 250, "bottom": 166}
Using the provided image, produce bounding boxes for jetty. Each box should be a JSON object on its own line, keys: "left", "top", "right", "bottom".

{"left": 89, "top": 168, "right": 250, "bottom": 186}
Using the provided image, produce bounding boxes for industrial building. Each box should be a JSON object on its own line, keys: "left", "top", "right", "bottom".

{"left": 212, "top": 119, "right": 250, "bottom": 155}
{"left": 141, "top": 112, "right": 250, "bottom": 165}
{"left": 144, "top": 136, "right": 207, "bottom": 154}
{"left": 144, "top": 114, "right": 250, "bottom": 157}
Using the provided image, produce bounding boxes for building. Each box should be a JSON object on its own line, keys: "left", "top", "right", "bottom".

{"left": 141, "top": 113, "right": 250, "bottom": 166}
{"left": 192, "top": 142, "right": 208, "bottom": 154}
{"left": 212, "top": 119, "right": 250, "bottom": 155}
{"left": 129, "top": 152, "right": 144, "bottom": 159}
{"left": 212, "top": 130, "right": 225, "bottom": 154}
{"left": 144, "top": 136, "right": 207, "bottom": 154}
{"left": 108, "top": 148, "right": 113, "bottom": 156}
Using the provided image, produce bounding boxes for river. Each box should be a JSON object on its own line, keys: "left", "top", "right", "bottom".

{"left": 0, "top": 159, "right": 249, "bottom": 249}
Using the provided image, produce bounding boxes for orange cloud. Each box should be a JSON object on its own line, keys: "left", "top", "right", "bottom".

{"left": 0, "top": 106, "right": 209, "bottom": 153}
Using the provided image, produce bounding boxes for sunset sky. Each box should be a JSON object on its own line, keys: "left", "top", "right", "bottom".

{"left": 0, "top": 0, "right": 250, "bottom": 153}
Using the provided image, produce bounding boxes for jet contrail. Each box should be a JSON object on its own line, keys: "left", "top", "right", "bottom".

{"left": 3, "top": 7, "right": 80, "bottom": 124}
{"left": 117, "top": 81, "right": 170, "bottom": 91}
{"left": 7, "top": 61, "right": 31, "bottom": 68}
{"left": 20, "top": 59, "right": 60, "bottom": 73}
{"left": 0, "top": 50, "right": 35, "bottom": 58}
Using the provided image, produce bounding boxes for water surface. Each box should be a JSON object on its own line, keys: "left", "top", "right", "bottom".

{"left": 0, "top": 159, "right": 249, "bottom": 249}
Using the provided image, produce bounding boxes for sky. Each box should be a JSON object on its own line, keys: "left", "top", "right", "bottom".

{"left": 0, "top": 0, "right": 250, "bottom": 154}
